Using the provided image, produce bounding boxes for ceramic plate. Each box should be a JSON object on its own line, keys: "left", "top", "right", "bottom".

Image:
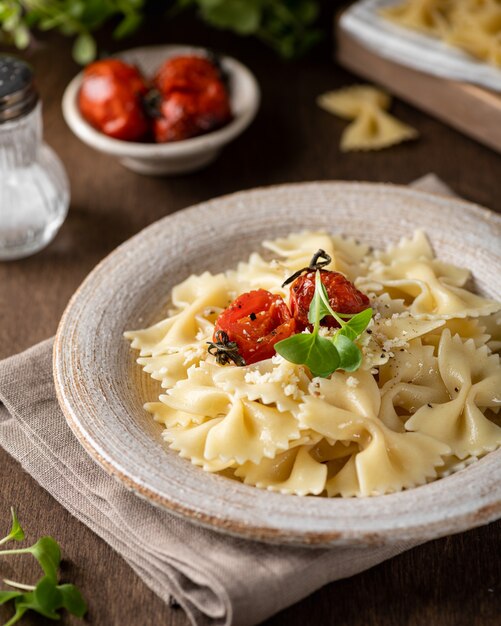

{"left": 54, "top": 182, "right": 501, "bottom": 547}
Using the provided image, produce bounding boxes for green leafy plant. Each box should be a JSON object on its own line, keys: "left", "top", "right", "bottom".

{"left": 0, "top": 508, "right": 86, "bottom": 625}
{"left": 0, "top": 0, "right": 322, "bottom": 64}
{"left": 275, "top": 270, "right": 372, "bottom": 377}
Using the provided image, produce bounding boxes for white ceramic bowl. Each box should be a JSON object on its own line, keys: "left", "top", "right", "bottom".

{"left": 61, "top": 45, "right": 260, "bottom": 175}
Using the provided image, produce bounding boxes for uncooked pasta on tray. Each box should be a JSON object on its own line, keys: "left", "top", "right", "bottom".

{"left": 125, "top": 230, "right": 501, "bottom": 497}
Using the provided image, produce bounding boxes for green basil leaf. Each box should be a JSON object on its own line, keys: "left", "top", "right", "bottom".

{"left": 306, "top": 336, "right": 340, "bottom": 378}
{"left": 333, "top": 335, "right": 362, "bottom": 372}
{"left": 0, "top": 508, "right": 25, "bottom": 546}
{"left": 307, "top": 271, "right": 335, "bottom": 325}
{"left": 275, "top": 333, "right": 340, "bottom": 378}
{"left": 29, "top": 537, "right": 61, "bottom": 582}
{"left": 275, "top": 333, "right": 315, "bottom": 364}
{"left": 8, "top": 509, "right": 25, "bottom": 543}
{"left": 0, "top": 590, "right": 23, "bottom": 605}
{"left": 342, "top": 308, "right": 373, "bottom": 338}
{"left": 30, "top": 576, "right": 62, "bottom": 618}
{"left": 57, "top": 584, "right": 87, "bottom": 617}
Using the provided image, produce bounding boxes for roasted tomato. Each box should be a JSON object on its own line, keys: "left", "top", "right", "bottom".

{"left": 78, "top": 59, "right": 149, "bottom": 141}
{"left": 154, "top": 55, "right": 221, "bottom": 96}
{"left": 214, "top": 289, "right": 296, "bottom": 365}
{"left": 290, "top": 270, "right": 370, "bottom": 331}
{"left": 152, "top": 55, "right": 232, "bottom": 143}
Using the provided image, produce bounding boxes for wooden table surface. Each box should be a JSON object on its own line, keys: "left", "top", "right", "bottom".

{"left": 1, "top": 10, "right": 500, "bottom": 626}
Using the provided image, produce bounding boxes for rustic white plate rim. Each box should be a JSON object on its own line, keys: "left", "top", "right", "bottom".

{"left": 53, "top": 181, "right": 501, "bottom": 547}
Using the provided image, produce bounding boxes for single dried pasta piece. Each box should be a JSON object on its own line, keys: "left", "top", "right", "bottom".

{"left": 162, "top": 418, "right": 234, "bottom": 472}
{"left": 124, "top": 272, "right": 234, "bottom": 355}
{"left": 234, "top": 445, "right": 327, "bottom": 496}
{"left": 317, "top": 85, "right": 418, "bottom": 152}
{"left": 145, "top": 402, "right": 205, "bottom": 428}
{"left": 298, "top": 395, "right": 450, "bottom": 496}
{"left": 202, "top": 398, "right": 301, "bottom": 464}
{"left": 406, "top": 330, "right": 501, "bottom": 458}
{"left": 230, "top": 252, "right": 288, "bottom": 297}
{"left": 360, "top": 258, "right": 501, "bottom": 319}
{"left": 160, "top": 362, "right": 231, "bottom": 418}
{"left": 212, "top": 355, "right": 310, "bottom": 415}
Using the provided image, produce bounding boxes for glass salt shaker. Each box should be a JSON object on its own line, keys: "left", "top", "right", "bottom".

{"left": 0, "top": 55, "right": 69, "bottom": 260}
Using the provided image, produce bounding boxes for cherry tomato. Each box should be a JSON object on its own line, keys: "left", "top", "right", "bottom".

{"left": 214, "top": 289, "right": 296, "bottom": 365}
{"left": 290, "top": 270, "right": 370, "bottom": 331}
{"left": 154, "top": 56, "right": 221, "bottom": 96}
{"left": 152, "top": 55, "right": 232, "bottom": 143}
{"left": 78, "top": 59, "right": 149, "bottom": 141}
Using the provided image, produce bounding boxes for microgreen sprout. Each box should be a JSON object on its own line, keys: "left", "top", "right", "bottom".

{"left": 0, "top": 509, "right": 86, "bottom": 625}
{"left": 275, "top": 270, "right": 372, "bottom": 377}
{"left": 0, "top": 510, "right": 24, "bottom": 547}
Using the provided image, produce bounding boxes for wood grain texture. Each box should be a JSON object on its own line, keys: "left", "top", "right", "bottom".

{"left": 1, "top": 6, "right": 501, "bottom": 625}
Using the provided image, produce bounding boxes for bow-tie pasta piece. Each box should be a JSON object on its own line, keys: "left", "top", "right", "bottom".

{"left": 263, "top": 231, "right": 337, "bottom": 273}
{"left": 136, "top": 341, "right": 209, "bottom": 389}
{"left": 309, "top": 369, "right": 381, "bottom": 418}
{"left": 235, "top": 444, "right": 327, "bottom": 496}
{"left": 212, "top": 355, "right": 309, "bottom": 415}
{"left": 124, "top": 272, "right": 235, "bottom": 355}
{"left": 160, "top": 362, "right": 231, "bottom": 418}
{"left": 341, "top": 106, "right": 418, "bottom": 152}
{"left": 263, "top": 230, "right": 371, "bottom": 282}
{"left": 203, "top": 398, "right": 301, "bottom": 464}
{"left": 317, "top": 86, "right": 418, "bottom": 152}
{"left": 161, "top": 362, "right": 302, "bottom": 465}
{"left": 479, "top": 310, "right": 501, "bottom": 353}
{"left": 421, "top": 317, "right": 490, "bottom": 351}
{"left": 145, "top": 401, "right": 205, "bottom": 428}
{"left": 379, "top": 340, "right": 449, "bottom": 430}
{"left": 374, "top": 230, "right": 434, "bottom": 265}
{"left": 360, "top": 256, "right": 500, "bottom": 319}
{"left": 229, "top": 252, "right": 288, "bottom": 297}
{"left": 299, "top": 395, "right": 449, "bottom": 496}
{"left": 163, "top": 418, "right": 234, "bottom": 472}
{"left": 406, "top": 330, "right": 501, "bottom": 458}
{"left": 317, "top": 85, "right": 390, "bottom": 118}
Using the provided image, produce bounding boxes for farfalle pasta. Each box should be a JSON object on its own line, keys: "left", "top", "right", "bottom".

{"left": 125, "top": 230, "right": 501, "bottom": 497}
{"left": 317, "top": 85, "right": 418, "bottom": 152}
{"left": 381, "top": 0, "right": 501, "bottom": 68}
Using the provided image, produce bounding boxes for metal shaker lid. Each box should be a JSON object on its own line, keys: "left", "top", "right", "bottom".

{"left": 0, "top": 55, "right": 39, "bottom": 123}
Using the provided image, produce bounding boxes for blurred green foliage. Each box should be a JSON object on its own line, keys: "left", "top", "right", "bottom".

{"left": 0, "top": 0, "right": 322, "bottom": 63}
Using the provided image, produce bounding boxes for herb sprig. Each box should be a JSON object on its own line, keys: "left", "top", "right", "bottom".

{"left": 207, "top": 330, "right": 246, "bottom": 366}
{"left": 275, "top": 270, "right": 372, "bottom": 377}
{"left": 0, "top": 508, "right": 87, "bottom": 625}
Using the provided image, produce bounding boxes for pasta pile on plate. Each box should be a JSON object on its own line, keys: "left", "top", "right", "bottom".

{"left": 381, "top": 0, "right": 501, "bottom": 67}
{"left": 125, "top": 231, "right": 501, "bottom": 497}
{"left": 317, "top": 86, "right": 418, "bottom": 152}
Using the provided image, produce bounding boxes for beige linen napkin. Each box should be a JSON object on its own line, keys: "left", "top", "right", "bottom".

{"left": 0, "top": 175, "right": 452, "bottom": 626}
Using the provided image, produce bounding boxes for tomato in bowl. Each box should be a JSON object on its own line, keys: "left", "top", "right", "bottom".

{"left": 62, "top": 45, "right": 260, "bottom": 175}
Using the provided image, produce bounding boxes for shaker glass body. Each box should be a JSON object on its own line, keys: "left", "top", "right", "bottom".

{"left": 0, "top": 101, "right": 69, "bottom": 260}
